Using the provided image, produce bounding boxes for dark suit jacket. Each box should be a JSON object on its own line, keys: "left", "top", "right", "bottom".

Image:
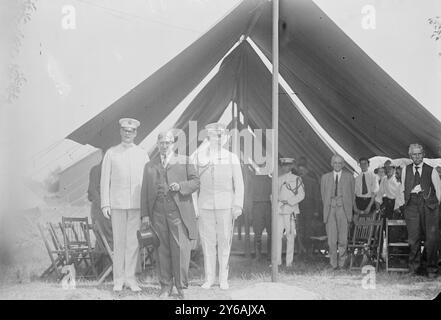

{"left": 140, "top": 154, "right": 200, "bottom": 239}
{"left": 88, "top": 164, "right": 101, "bottom": 212}
{"left": 299, "top": 174, "right": 321, "bottom": 216}
{"left": 320, "top": 170, "right": 355, "bottom": 223}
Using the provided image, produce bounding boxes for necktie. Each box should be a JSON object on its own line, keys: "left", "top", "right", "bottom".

{"left": 334, "top": 174, "right": 339, "bottom": 197}
{"left": 413, "top": 166, "right": 421, "bottom": 187}
{"left": 361, "top": 173, "right": 368, "bottom": 195}
{"left": 161, "top": 156, "right": 167, "bottom": 168}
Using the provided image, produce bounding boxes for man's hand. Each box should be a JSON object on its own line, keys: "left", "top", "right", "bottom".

{"left": 375, "top": 202, "right": 381, "bottom": 211}
{"left": 140, "top": 216, "right": 151, "bottom": 232}
{"left": 102, "top": 207, "right": 111, "bottom": 219}
{"left": 232, "top": 206, "right": 242, "bottom": 220}
{"left": 169, "top": 182, "right": 181, "bottom": 192}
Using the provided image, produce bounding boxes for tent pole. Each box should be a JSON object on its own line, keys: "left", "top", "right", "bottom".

{"left": 271, "top": 0, "right": 279, "bottom": 282}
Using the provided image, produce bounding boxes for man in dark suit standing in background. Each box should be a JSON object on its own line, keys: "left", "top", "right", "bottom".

{"left": 249, "top": 165, "right": 272, "bottom": 261}
{"left": 320, "top": 155, "right": 355, "bottom": 270}
{"left": 140, "top": 130, "right": 200, "bottom": 299}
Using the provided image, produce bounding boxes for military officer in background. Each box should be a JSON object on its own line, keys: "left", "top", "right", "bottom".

{"left": 88, "top": 149, "right": 113, "bottom": 249}
{"left": 276, "top": 158, "right": 305, "bottom": 267}
{"left": 249, "top": 164, "right": 272, "bottom": 261}
{"left": 194, "top": 123, "right": 244, "bottom": 290}
{"left": 100, "top": 118, "right": 150, "bottom": 292}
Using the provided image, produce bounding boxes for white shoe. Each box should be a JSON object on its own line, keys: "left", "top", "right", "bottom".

{"left": 201, "top": 281, "right": 214, "bottom": 289}
{"left": 113, "top": 283, "right": 123, "bottom": 292}
{"left": 220, "top": 281, "right": 229, "bottom": 290}
{"left": 126, "top": 281, "right": 142, "bottom": 292}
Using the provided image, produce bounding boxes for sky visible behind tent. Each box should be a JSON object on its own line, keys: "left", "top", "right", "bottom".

{"left": 6, "top": 0, "right": 441, "bottom": 178}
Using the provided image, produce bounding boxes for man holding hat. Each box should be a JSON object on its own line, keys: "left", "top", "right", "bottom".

{"left": 194, "top": 122, "right": 244, "bottom": 290}
{"left": 100, "top": 118, "right": 149, "bottom": 291}
{"left": 140, "top": 130, "right": 200, "bottom": 300}
{"left": 276, "top": 157, "right": 305, "bottom": 267}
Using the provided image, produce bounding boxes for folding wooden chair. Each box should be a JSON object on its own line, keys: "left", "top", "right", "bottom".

{"left": 38, "top": 223, "right": 66, "bottom": 279}
{"left": 93, "top": 222, "right": 113, "bottom": 284}
{"left": 60, "top": 217, "right": 98, "bottom": 279}
{"left": 385, "top": 219, "right": 409, "bottom": 272}
{"left": 348, "top": 210, "right": 383, "bottom": 271}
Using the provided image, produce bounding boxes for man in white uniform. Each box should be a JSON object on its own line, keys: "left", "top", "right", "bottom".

{"left": 101, "top": 118, "right": 150, "bottom": 291}
{"left": 276, "top": 158, "right": 305, "bottom": 267}
{"left": 194, "top": 123, "right": 244, "bottom": 290}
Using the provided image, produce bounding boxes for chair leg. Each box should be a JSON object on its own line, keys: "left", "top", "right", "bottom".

{"left": 97, "top": 265, "right": 112, "bottom": 285}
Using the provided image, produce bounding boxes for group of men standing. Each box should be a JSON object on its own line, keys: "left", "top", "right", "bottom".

{"left": 88, "top": 117, "right": 441, "bottom": 300}
{"left": 91, "top": 119, "right": 244, "bottom": 299}
{"left": 320, "top": 145, "right": 441, "bottom": 278}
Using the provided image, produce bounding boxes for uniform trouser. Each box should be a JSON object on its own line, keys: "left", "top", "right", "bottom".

{"left": 111, "top": 209, "right": 140, "bottom": 285}
{"left": 198, "top": 208, "right": 234, "bottom": 284}
{"left": 404, "top": 197, "right": 440, "bottom": 274}
{"left": 252, "top": 201, "right": 272, "bottom": 254}
{"left": 326, "top": 205, "right": 348, "bottom": 268}
{"left": 276, "top": 214, "right": 296, "bottom": 266}
{"left": 152, "top": 209, "right": 191, "bottom": 290}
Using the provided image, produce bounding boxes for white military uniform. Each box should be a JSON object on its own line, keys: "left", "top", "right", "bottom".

{"left": 277, "top": 171, "right": 305, "bottom": 266}
{"left": 194, "top": 143, "right": 244, "bottom": 287}
{"left": 101, "top": 141, "right": 149, "bottom": 286}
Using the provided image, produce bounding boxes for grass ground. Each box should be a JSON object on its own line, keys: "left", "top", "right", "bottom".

{"left": 0, "top": 198, "right": 440, "bottom": 300}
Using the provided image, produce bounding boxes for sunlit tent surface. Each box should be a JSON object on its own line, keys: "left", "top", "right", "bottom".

{"left": 67, "top": 0, "right": 441, "bottom": 174}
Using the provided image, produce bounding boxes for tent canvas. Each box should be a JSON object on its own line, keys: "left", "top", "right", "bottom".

{"left": 66, "top": 0, "right": 441, "bottom": 175}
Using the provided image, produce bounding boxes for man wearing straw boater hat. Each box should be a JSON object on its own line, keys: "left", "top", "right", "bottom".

{"left": 100, "top": 118, "right": 149, "bottom": 292}
{"left": 194, "top": 122, "right": 244, "bottom": 290}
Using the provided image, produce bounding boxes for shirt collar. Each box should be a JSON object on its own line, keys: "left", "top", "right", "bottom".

{"left": 121, "top": 142, "right": 135, "bottom": 148}
{"left": 333, "top": 171, "right": 341, "bottom": 177}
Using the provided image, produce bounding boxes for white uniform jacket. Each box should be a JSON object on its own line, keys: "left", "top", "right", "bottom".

{"left": 100, "top": 143, "right": 150, "bottom": 210}
{"left": 278, "top": 172, "right": 305, "bottom": 215}
{"left": 194, "top": 146, "right": 244, "bottom": 211}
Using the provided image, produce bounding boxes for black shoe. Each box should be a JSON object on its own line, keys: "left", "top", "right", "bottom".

{"left": 158, "top": 286, "right": 172, "bottom": 298}
{"left": 176, "top": 288, "right": 185, "bottom": 300}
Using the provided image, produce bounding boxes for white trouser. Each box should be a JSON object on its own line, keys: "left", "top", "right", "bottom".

{"left": 198, "top": 208, "right": 234, "bottom": 284}
{"left": 277, "top": 213, "right": 296, "bottom": 266}
{"left": 111, "top": 209, "right": 141, "bottom": 285}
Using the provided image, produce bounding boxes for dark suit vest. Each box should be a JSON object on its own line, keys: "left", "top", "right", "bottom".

{"left": 404, "top": 163, "right": 437, "bottom": 204}
{"left": 153, "top": 164, "right": 179, "bottom": 212}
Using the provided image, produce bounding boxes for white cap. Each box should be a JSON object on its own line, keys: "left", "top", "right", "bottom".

{"left": 119, "top": 118, "right": 140, "bottom": 129}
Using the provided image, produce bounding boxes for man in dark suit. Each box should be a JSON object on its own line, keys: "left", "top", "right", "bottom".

{"left": 249, "top": 165, "right": 272, "bottom": 261}
{"left": 87, "top": 154, "right": 113, "bottom": 249}
{"left": 320, "top": 155, "right": 355, "bottom": 270}
{"left": 140, "top": 130, "right": 200, "bottom": 299}
{"left": 298, "top": 164, "right": 323, "bottom": 257}
{"left": 400, "top": 144, "right": 440, "bottom": 278}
